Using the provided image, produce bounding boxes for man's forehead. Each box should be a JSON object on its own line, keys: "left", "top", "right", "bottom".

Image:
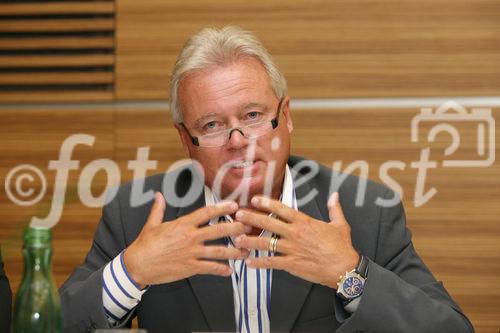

{"left": 178, "top": 58, "right": 275, "bottom": 122}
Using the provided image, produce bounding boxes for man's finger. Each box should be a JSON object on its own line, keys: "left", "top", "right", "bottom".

{"left": 187, "top": 201, "right": 239, "bottom": 226}
{"left": 235, "top": 209, "right": 289, "bottom": 237}
{"left": 251, "top": 196, "right": 299, "bottom": 224}
{"left": 197, "top": 245, "right": 249, "bottom": 260}
{"left": 196, "top": 260, "right": 232, "bottom": 276}
{"left": 145, "top": 192, "right": 166, "bottom": 229}
{"left": 327, "top": 192, "right": 345, "bottom": 223}
{"left": 197, "top": 222, "right": 248, "bottom": 241}
{"left": 234, "top": 235, "right": 293, "bottom": 254}
{"left": 246, "top": 255, "right": 287, "bottom": 270}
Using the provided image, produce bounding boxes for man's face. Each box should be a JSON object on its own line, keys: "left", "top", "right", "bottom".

{"left": 176, "top": 56, "right": 293, "bottom": 203}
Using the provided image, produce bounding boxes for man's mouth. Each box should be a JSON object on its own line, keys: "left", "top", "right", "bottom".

{"left": 230, "top": 160, "right": 255, "bottom": 169}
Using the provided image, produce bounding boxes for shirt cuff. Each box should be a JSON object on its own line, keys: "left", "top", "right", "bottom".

{"left": 102, "top": 251, "right": 148, "bottom": 325}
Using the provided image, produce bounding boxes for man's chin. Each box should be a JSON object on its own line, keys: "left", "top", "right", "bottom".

{"left": 219, "top": 177, "right": 267, "bottom": 204}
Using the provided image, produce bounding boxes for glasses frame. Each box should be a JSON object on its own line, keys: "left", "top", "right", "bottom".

{"left": 180, "top": 97, "right": 285, "bottom": 147}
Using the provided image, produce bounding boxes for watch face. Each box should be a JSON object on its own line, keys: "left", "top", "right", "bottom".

{"left": 342, "top": 276, "right": 364, "bottom": 298}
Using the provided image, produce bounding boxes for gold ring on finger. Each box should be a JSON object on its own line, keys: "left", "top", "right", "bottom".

{"left": 269, "top": 235, "right": 279, "bottom": 253}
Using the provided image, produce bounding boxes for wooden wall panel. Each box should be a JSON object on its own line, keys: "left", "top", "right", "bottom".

{"left": 115, "top": 0, "right": 500, "bottom": 100}
{"left": 114, "top": 108, "right": 184, "bottom": 177}
{"left": 0, "top": 109, "right": 114, "bottom": 300}
{"left": 0, "top": 0, "right": 116, "bottom": 103}
{"left": 1, "top": 107, "right": 498, "bottom": 332}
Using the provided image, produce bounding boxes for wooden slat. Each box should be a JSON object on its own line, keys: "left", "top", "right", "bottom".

{"left": 0, "top": 54, "right": 114, "bottom": 67}
{"left": 0, "top": 90, "right": 113, "bottom": 102}
{"left": 0, "top": 37, "right": 114, "bottom": 50}
{"left": 0, "top": 2, "right": 114, "bottom": 15}
{"left": 115, "top": 0, "right": 500, "bottom": 99}
{"left": 0, "top": 72, "right": 113, "bottom": 85}
{"left": 0, "top": 19, "right": 114, "bottom": 32}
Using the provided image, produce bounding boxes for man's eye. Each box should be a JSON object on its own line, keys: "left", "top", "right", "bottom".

{"left": 246, "top": 111, "right": 262, "bottom": 121}
{"left": 202, "top": 121, "right": 222, "bottom": 132}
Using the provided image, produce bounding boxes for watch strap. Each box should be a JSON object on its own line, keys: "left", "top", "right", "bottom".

{"left": 355, "top": 254, "right": 369, "bottom": 278}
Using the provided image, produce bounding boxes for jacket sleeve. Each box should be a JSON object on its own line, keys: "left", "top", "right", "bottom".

{"left": 336, "top": 189, "right": 474, "bottom": 333}
{"left": 59, "top": 193, "right": 136, "bottom": 333}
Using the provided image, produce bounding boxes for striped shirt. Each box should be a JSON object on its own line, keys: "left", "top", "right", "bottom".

{"left": 102, "top": 250, "right": 147, "bottom": 325}
{"left": 205, "top": 165, "right": 296, "bottom": 333}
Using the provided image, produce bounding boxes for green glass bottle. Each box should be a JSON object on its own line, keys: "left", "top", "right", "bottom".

{"left": 13, "top": 227, "right": 61, "bottom": 333}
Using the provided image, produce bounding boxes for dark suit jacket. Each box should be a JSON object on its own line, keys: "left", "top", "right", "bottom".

{"left": 0, "top": 249, "right": 12, "bottom": 332}
{"left": 60, "top": 156, "right": 473, "bottom": 333}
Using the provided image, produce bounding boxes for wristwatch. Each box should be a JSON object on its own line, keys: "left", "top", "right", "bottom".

{"left": 336, "top": 255, "right": 368, "bottom": 302}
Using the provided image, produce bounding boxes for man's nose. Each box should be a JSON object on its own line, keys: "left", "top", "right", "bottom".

{"left": 227, "top": 128, "right": 248, "bottom": 149}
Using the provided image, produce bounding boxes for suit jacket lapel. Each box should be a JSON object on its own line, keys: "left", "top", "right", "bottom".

{"left": 188, "top": 273, "right": 236, "bottom": 332}
{"left": 270, "top": 179, "right": 326, "bottom": 332}
{"left": 173, "top": 177, "right": 236, "bottom": 332}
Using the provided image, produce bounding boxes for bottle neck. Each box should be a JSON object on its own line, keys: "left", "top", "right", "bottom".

{"left": 22, "top": 227, "right": 53, "bottom": 275}
{"left": 23, "top": 244, "right": 52, "bottom": 274}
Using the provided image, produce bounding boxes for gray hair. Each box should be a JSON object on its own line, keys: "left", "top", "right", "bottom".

{"left": 169, "top": 26, "right": 287, "bottom": 124}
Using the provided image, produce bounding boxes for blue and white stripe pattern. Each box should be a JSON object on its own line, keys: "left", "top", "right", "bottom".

{"left": 217, "top": 214, "right": 275, "bottom": 333}
{"left": 102, "top": 251, "right": 148, "bottom": 325}
{"left": 206, "top": 164, "right": 297, "bottom": 333}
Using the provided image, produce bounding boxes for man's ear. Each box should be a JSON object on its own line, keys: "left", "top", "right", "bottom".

{"left": 282, "top": 96, "right": 293, "bottom": 133}
{"left": 175, "top": 123, "right": 190, "bottom": 156}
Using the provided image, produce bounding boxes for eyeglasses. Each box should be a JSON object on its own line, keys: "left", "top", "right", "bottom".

{"left": 180, "top": 98, "right": 284, "bottom": 148}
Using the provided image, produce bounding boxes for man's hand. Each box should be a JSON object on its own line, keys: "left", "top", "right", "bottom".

{"left": 123, "top": 192, "right": 250, "bottom": 288}
{"left": 233, "top": 192, "right": 359, "bottom": 289}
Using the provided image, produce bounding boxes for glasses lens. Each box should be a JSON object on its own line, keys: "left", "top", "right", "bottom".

{"left": 245, "top": 121, "right": 272, "bottom": 138}
{"left": 197, "top": 118, "right": 275, "bottom": 147}
{"left": 198, "top": 131, "right": 227, "bottom": 147}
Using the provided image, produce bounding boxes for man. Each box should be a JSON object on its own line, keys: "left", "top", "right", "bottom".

{"left": 60, "top": 26, "right": 473, "bottom": 332}
{"left": 0, "top": 249, "right": 12, "bottom": 332}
